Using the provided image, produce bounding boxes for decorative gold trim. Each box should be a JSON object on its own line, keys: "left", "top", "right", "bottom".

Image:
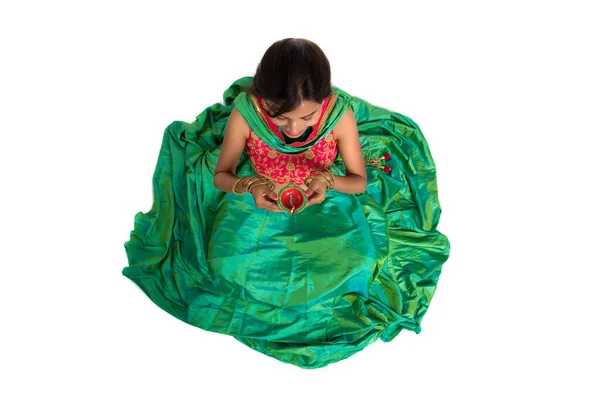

{"left": 249, "top": 94, "right": 271, "bottom": 129}
{"left": 315, "top": 94, "right": 338, "bottom": 136}
{"left": 248, "top": 131, "right": 335, "bottom": 158}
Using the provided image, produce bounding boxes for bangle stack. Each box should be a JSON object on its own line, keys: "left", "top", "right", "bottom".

{"left": 231, "top": 176, "right": 274, "bottom": 195}
{"left": 231, "top": 177, "right": 246, "bottom": 195}
{"left": 304, "top": 170, "right": 335, "bottom": 190}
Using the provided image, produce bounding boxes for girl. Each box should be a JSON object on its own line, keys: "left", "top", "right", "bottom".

{"left": 213, "top": 38, "right": 367, "bottom": 212}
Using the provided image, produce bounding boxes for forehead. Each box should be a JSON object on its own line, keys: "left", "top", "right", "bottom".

{"left": 273, "top": 100, "right": 322, "bottom": 118}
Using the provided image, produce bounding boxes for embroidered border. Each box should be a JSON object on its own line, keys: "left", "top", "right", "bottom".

{"left": 315, "top": 94, "right": 338, "bottom": 136}
{"left": 249, "top": 93, "right": 271, "bottom": 129}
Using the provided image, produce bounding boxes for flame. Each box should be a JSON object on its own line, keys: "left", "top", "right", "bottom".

{"left": 290, "top": 193, "right": 296, "bottom": 215}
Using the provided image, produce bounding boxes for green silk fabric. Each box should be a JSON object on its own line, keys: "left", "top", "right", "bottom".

{"left": 122, "top": 76, "right": 450, "bottom": 368}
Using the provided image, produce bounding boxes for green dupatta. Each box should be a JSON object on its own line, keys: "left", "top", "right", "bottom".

{"left": 233, "top": 77, "right": 353, "bottom": 153}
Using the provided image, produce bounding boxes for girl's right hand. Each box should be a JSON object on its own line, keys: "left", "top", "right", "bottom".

{"left": 250, "top": 184, "right": 282, "bottom": 213}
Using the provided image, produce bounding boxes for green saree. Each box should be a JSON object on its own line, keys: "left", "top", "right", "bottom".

{"left": 123, "top": 76, "right": 450, "bottom": 368}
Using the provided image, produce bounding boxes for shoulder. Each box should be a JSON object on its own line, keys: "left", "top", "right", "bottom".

{"left": 339, "top": 107, "right": 356, "bottom": 123}
{"left": 226, "top": 107, "right": 251, "bottom": 139}
{"left": 332, "top": 108, "right": 358, "bottom": 141}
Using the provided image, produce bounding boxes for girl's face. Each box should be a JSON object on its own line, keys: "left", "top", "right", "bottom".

{"left": 267, "top": 100, "right": 323, "bottom": 139}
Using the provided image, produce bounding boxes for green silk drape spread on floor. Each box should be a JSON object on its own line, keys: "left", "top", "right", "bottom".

{"left": 123, "top": 77, "right": 450, "bottom": 368}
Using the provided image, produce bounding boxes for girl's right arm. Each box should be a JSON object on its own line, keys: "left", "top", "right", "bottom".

{"left": 213, "top": 108, "right": 281, "bottom": 212}
{"left": 213, "top": 108, "right": 250, "bottom": 192}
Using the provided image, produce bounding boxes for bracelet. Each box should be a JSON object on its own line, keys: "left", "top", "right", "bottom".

{"left": 248, "top": 181, "right": 269, "bottom": 194}
{"left": 318, "top": 171, "right": 335, "bottom": 189}
{"left": 304, "top": 176, "right": 330, "bottom": 189}
{"left": 243, "top": 176, "right": 261, "bottom": 193}
{"left": 232, "top": 177, "right": 245, "bottom": 195}
{"left": 313, "top": 170, "right": 334, "bottom": 189}
{"left": 243, "top": 176, "right": 275, "bottom": 195}
{"left": 304, "top": 170, "right": 335, "bottom": 190}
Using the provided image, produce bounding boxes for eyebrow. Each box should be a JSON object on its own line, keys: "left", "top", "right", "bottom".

{"left": 279, "top": 109, "right": 319, "bottom": 119}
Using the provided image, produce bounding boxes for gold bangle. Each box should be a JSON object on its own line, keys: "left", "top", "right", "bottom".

{"left": 307, "top": 170, "right": 335, "bottom": 190}
{"left": 248, "top": 181, "right": 268, "bottom": 194}
{"left": 304, "top": 175, "right": 330, "bottom": 190}
{"left": 313, "top": 176, "right": 331, "bottom": 188}
{"left": 243, "top": 176, "right": 260, "bottom": 193}
{"left": 319, "top": 171, "right": 335, "bottom": 189}
{"left": 232, "top": 177, "right": 245, "bottom": 195}
{"left": 243, "top": 176, "right": 275, "bottom": 195}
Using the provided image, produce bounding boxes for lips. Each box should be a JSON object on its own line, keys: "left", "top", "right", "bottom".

{"left": 284, "top": 129, "right": 304, "bottom": 137}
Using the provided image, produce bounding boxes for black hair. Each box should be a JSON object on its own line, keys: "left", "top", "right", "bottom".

{"left": 248, "top": 38, "right": 332, "bottom": 118}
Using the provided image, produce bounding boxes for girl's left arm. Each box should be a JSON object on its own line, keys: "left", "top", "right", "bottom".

{"left": 331, "top": 108, "right": 367, "bottom": 194}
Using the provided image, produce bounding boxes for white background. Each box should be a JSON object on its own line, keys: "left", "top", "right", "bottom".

{"left": 1, "top": 0, "right": 598, "bottom": 398}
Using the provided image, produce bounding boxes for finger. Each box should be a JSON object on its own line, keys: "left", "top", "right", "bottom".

{"left": 266, "top": 202, "right": 283, "bottom": 212}
{"left": 258, "top": 198, "right": 282, "bottom": 213}
{"left": 307, "top": 194, "right": 323, "bottom": 206}
{"left": 308, "top": 191, "right": 322, "bottom": 200}
{"left": 265, "top": 190, "right": 278, "bottom": 201}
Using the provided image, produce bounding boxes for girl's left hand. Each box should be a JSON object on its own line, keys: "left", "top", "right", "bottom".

{"left": 306, "top": 179, "right": 328, "bottom": 206}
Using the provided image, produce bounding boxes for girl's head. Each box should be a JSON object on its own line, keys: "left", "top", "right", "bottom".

{"left": 249, "top": 38, "right": 332, "bottom": 138}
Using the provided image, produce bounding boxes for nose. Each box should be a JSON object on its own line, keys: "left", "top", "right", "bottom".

{"left": 287, "top": 121, "right": 300, "bottom": 134}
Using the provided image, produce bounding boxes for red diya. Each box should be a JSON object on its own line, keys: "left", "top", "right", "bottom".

{"left": 277, "top": 184, "right": 308, "bottom": 215}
